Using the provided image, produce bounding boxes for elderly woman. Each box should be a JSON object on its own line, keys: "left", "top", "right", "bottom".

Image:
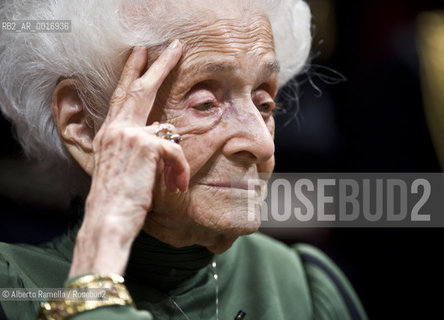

{"left": 0, "top": 0, "right": 367, "bottom": 319}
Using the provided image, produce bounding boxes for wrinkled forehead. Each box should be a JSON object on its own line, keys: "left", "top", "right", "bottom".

{"left": 136, "top": 2, "right": 276, "bottom": 67}
{"left": 177, "top": 14, "right": 275, "bottom": 75}
{"left": 182, "top": 15, "right": 274, "bottom": 53}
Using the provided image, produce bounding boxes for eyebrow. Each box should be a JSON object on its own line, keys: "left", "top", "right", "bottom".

{"left": 183, "top": 60, "right": 281, "bottom": 77}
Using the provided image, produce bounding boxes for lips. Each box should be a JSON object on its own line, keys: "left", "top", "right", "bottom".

{"left": 200, "top": 182, "right": 251, "bottom": 190}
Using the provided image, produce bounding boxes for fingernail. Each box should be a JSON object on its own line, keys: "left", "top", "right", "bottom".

{"left": 169, "top": 39, "right": 180, "bottom": 50}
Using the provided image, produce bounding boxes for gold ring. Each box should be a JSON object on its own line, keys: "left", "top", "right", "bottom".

{"left": 155, "top": 124, "right": 182, "bottom": 144}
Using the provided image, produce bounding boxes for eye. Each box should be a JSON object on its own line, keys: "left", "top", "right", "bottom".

{"left": 257, "top": 101, "right": 275, "bottom": 114}
{"left": 192, "top": 101, "right": 215, "bottom": 111}
{"left": 252, "top": 86, "right": 276, "bottom": 116}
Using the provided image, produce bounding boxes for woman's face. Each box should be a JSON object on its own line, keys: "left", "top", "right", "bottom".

{"left": 144, "top": 13, "right": 279, "bottom": 252}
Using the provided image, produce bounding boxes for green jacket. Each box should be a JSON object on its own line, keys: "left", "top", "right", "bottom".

{"left": 0, "top": 225, "right": 367, "bottom": 320}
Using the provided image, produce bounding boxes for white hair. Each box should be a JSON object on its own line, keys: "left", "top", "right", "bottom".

{"left": 0, "top": 0, "right": 311, "bottom": 195}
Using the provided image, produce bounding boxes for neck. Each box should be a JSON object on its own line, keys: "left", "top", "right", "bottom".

{"left": 124, "top": 230, "right": 214, "bottom": 291}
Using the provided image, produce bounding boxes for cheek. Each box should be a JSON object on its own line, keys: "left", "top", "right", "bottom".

{"left": 267, "top": 116, "right": 275, "bottom": 137}
{"left": 260, "top": 117, "right": 275, "bottom": 173}
{"left": 174, "top": 117, "right": 227, "bottom": 181}
{"left": 181, "top": 134, "right": 219, "bottom": 178}
{"left": 162, "top": 106, "right": 225, "bottom": 178}
{"left": 257, "top": 155, "right": 275, "bottom": 175}
{"left": 165, "top": 105, "right": 224, "bottom": 134}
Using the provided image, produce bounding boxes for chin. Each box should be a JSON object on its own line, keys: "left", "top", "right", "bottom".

{"left": 189, "top": 185, "right": 262, "bottom": 235}
{"left": 146, "top": 183, "right": 263, "bottom": 250}
{"left": 206, "top": 235, "right": 238, "bottom": 254}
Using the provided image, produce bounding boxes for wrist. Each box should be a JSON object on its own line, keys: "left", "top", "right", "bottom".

{"left": 39, "top": 274, "right": 134, "bottom": 320}
{"left": 84, "top": 194, "right": 146, "bottom": 241}
{"left": 69, "top": 221, "right": 134, "bottom": 278}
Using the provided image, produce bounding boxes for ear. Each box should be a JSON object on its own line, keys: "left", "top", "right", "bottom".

{"left": 52, "top": 79, "right": 95, "bottom": 175}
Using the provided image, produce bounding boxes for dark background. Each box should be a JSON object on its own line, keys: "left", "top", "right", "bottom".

{"left": 1, "top": 0, "right": 444, "bottom": 319}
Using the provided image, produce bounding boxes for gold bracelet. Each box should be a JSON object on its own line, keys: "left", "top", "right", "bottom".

{"left": 38, "top": 274, "right": 134, "bottom": 320}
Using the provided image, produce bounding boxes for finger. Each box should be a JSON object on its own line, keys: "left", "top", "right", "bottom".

{"left": 139, "top": 39, "right": 182, "bottom": 91}
{"left": 147, "top": 123, "right": 186, "bottom": 192}
{"left": 106, "top": 47, "right": 148, "bottom": 122}
{"left": 167, "top": 163, "right": 189, "bottom": 192}
{"left": 117, "top": 40, "right": 183, "bottom": 126}
{"left": 155, "top": 137, "right": 190, "bottom": 192}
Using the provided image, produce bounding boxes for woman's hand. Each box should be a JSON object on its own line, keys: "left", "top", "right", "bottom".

{"left": 68, "top": 40, "right": 190, "bottom": 278}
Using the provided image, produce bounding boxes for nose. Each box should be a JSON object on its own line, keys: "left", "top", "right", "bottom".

{"left": 222, "top": 101, "right": 275, "bottom": 164}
